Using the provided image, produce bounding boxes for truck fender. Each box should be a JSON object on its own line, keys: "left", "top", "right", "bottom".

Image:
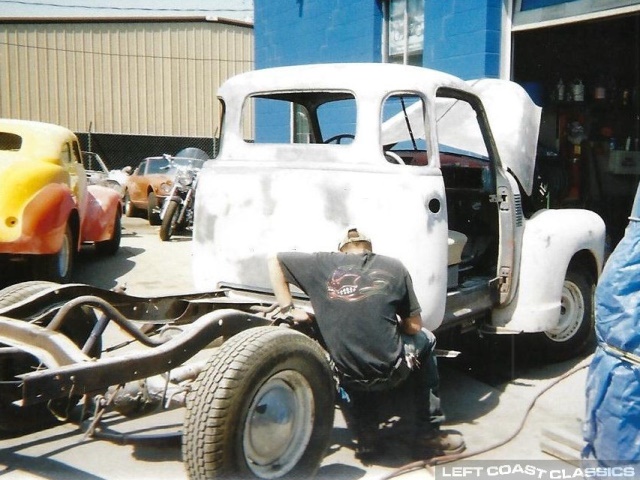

{"left": 82, "top": 185, "right": 122, "bottom": 242}
{"left": 492, "top": 208, "right": 605, "bottom": 333}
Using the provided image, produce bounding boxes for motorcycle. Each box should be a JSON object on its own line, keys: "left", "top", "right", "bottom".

{"left": 159, "top": 153, "right": 205, "bottom": 241}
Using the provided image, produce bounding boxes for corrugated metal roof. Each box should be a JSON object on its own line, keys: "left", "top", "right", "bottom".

{"left": 0, "top": 16, "right": 253, "bottom": 27}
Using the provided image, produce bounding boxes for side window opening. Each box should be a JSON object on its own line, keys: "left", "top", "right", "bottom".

{"left": 72, "top": 142, "right": 82, "bottom": 164}
{"left": 60, "top": 143, "right": 72, "bottom": 164}
{"left": 381, "top": 93, "right": 428, "bottom": 166}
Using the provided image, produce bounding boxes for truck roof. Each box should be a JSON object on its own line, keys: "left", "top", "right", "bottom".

{"left": 217, "top": 63, "right": 541, "bottom": 196}
{"left": 218, "top": 63, "right": 469, "bottom": 99}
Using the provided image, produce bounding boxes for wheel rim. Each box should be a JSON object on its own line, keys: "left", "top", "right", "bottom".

{"left": 56, "top": 232, "right": 72, "bottom": 278}
{"left": 544, "top": 279, "right": 585, "bottom": 343}
{"left": 243, "top": 370, "right": 315, "bottom": 478}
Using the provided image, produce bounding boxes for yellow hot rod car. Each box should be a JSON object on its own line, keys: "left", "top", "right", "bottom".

{"left": 0, "top": 119, "right": 122, "bottom": 282}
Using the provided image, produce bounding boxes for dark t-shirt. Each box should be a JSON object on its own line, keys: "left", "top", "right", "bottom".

{"left": 278, "top": 251, "right": 421, "bottom": 380}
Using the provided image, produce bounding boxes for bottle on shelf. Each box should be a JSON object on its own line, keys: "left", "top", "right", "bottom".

{"left": 556, "top": 78, "right": 565, "bottom": 102}
{"left": 571, "top": 79, "right": 584, "bottom": 102}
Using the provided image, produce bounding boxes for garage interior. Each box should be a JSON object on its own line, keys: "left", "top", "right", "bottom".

{"left": 513, "top": 13, "right": 640, "bottom": 247}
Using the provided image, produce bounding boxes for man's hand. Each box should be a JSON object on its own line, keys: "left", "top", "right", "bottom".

{"left": 285, "top": 307, "right": 311, "bottom": 322}
{"left": 274, "top": 305, "right": 311, "bottom": 326}
{"left": 401, "top": 314, "right": 423, "bottom": 335}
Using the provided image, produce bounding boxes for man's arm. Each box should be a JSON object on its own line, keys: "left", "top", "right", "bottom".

{"left": 268, "top": 254, "right": 297, "bottom": 306}
{"left": 267, "top": 254, "right": 310, "bottom": 321}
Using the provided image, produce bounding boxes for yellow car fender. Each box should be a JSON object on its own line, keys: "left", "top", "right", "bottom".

{"left": 0, "top": 183, "right": 77, "bottom": 254}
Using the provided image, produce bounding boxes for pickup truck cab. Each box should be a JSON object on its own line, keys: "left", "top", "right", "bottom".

{"left": 193, "top": 63, "right": 606, "bottom": 359}
{"left": 0, "top": 119, "right": 122, "bottom": 282}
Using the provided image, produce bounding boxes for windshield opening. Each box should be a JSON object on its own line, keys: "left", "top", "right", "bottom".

{"left": 147, "top": 158, "right": 170, "bottom": 174}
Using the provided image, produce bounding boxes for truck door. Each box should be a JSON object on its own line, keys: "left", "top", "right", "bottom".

{"left": 434, "top": 87, "right": 515, "bottom": 304}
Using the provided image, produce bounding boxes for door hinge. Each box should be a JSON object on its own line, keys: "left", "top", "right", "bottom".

{"left": 498, "top": 266, "right": 511, "bottom": 295}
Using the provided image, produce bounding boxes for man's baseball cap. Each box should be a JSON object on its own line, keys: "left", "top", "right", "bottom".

{"left": 338, "top": 227, "right": 372, "bottom": 251}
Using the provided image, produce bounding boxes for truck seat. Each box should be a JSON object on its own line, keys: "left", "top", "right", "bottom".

{"left": 448, "top": 230, "right": 468, "bottom": 266}
{"left": 447, "top": 230, "right": 468, "bottom": 289}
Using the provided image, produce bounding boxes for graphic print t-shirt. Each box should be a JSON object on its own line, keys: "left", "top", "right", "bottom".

{"left": 278, "top": 251, "right": 421, "bottom": 380}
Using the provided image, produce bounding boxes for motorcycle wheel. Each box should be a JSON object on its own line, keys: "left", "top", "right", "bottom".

{"left": 159, "top": 199, "right": 180, "bottom": 241}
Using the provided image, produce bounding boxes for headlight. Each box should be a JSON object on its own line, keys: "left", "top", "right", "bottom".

{"left": 159, "top": 182, "right": 173, "bottom": 194}
{"left": 177, "top": 172, "right": 194, "bottom": 187}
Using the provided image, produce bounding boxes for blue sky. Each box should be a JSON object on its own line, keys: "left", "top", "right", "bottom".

{"left": 0, "top": 0, "right": 254, "bottom": 22}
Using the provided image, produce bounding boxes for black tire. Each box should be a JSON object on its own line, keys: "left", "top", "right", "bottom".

{"left": 183, "top": 326, "right": 335, "bottom": 479}
{"left": 159, "top": 200, "right": 180, "bottom": 241}
{"left": 147, "top": 192, "right": 161, "bottom": 226}
{"left": 123, "top": 191, "right": 138, "bottom": 218}
{"left": 31, "top": 223, "right": 74, "bottom": 283}
{"left": 532, "top": 267, "right": 595, "bottom": 361}
{"left": 95, "top": 210, "right": 121, "bottom": 255}
{"left": 0, "top": 281, "right": 100, "bottom": 434}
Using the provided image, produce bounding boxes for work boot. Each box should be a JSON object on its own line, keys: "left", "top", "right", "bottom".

{"left": 412, "top": 429, "right": 466, "bottom": 459}
{"left": 354, "top": 427, "right": 380, "bottom": 462}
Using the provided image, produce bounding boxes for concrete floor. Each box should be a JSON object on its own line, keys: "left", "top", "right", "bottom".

{"left": 0, "top": 217, "right": 589, "bottom": 480}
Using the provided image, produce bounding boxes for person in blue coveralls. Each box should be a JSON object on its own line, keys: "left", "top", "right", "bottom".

{"left": 583, "top": 185, "right": 640, "bottom": 468}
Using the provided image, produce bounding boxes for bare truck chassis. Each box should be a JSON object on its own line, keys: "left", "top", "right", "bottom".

{"left": 0, "top": 281, "right": 336, "bottom": 479}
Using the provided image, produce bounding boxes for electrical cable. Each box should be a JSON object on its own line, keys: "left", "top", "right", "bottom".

{"left": 377, "top": 355, "right": 593, "bottom": 480}
{"left": 0, "top": 38, "right": 254, "bottom": 63}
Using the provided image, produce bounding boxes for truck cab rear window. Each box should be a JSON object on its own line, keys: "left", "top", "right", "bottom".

{"left": 242, "top": 92, "right": 356, "bottom": 145}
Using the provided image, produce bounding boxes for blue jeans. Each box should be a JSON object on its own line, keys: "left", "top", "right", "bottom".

{"left": 403, "top": 328, "right": 445, "bottom": 432}
{"left": 340, "top": 328, "right": 445, "bottom": 437}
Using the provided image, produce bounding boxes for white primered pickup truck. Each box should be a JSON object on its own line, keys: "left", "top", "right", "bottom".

{"left": 193, "top": 63, "right": 606, "bottom": 360}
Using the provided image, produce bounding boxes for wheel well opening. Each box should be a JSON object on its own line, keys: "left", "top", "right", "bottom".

{"left": 68, "top": 211, "right": 81, "bottom": 251}
{"left": 569, "top": 250, "right": 598, "bottom": 283}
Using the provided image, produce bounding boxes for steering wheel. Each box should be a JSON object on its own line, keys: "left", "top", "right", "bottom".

{"left": 323, "top": 133, "right": 355, "bottom": 144}
{"left": 384, "top": 151, "right": 406, "bottom": 165}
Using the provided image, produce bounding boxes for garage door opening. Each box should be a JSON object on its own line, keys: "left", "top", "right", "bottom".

{"left": 513, "top": 14, "right": 640, "bottom": 246}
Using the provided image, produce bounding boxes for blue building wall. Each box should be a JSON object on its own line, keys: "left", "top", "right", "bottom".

{"left": 251, "top": 0, "right": 586, "bottom": 141}
{"left": 254, "top": 0, "right": 504, "bottom": 79}
{"left": 423, "top": 0, "right": 502, "bottom": 79}
{"left": 254, "top": 0, "right": 383, "bottom": 69}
